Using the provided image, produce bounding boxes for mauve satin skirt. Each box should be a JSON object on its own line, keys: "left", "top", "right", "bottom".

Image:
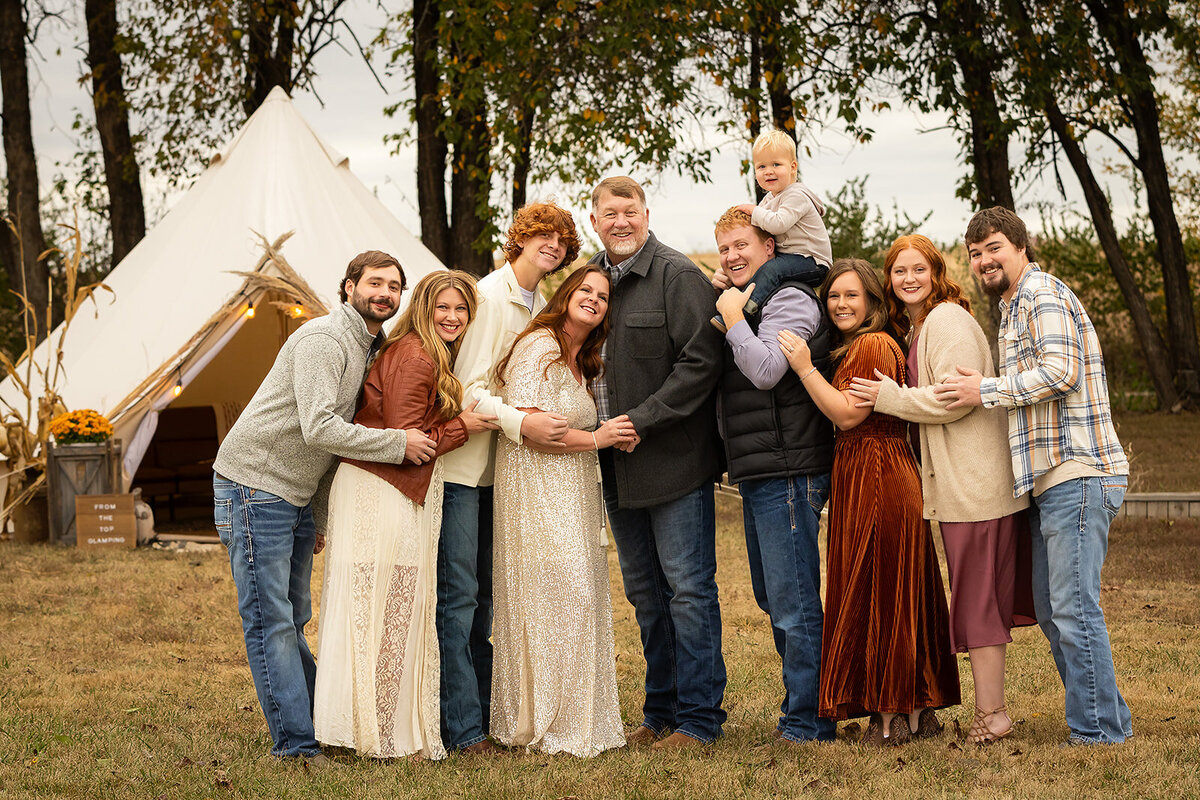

{"left": 938, "top": 512, "right": 1037, "bottom": 653}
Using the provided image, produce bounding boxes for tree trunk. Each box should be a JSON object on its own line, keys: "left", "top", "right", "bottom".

{"left": 413, "top": 0, "right": 450, "bottom": 262}
{"left": 748, "top": 25, "right": 764, "bottom": 202}
{"left": 760, "top": 9, "right": 796, "bottom": 140}
{"left": 86, "top": 0, "right": 146, "bottom": 268}
{"left": 0, "top": 0, "right": 50, "bottom": 337}
{"left": 944, "top": 0, "right": 1013, "bottom": 348}
{"left": 1082, "top": 0, "right": 1200, "bottom": 401}
{"left": 448, "top": 63, "right": 492, "bottom": 278}
{"left": 1044, "top": 98, "right": 1182, "bottom": 410}
{"left": 243, "top": 0, "right": 297, "bottom": 116}
{"left": 511, "top": 104, "right": 535, "bottom": 215}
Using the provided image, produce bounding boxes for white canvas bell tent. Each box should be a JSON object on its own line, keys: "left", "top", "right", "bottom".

{"left": 0, "top": 87, "right": 445, "bottom": 514}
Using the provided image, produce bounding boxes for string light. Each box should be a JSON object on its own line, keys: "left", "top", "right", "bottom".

{"left": 173, "top": 370, "right": 183, "bottom": 397}
{"left": 245, "top": 300, "right": 256, "bottom": 319}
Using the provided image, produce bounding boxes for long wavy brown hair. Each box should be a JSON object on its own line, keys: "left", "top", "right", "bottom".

{"left": 383, "top": 270, "right": 478, "bottom": 419}
{"left": 494, "top": 265, "right": 611, "bottom": 392}
{"left": 883, "top": 234, "right": 972, "bottom": 338}
{"left": 821, "top": 258, "right": 903, "bottom": 363}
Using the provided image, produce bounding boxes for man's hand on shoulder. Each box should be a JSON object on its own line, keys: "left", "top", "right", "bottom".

{"left": 403, "top": 429, "right": 437, "bottom": 463}
{"left": 933, "top": 366, "right": 984, "bottom": 409}
{"left": 521, "top": 411, "right": 569, "bottom": 448}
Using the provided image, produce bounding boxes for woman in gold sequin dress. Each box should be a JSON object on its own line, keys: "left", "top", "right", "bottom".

{"left": 489, "top": 265, "right": 637, "bottom": 756}
{"left": 313, "top": 272, "right": 497, "bottom": 759}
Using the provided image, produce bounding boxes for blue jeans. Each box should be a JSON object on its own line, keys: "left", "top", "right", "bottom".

{"left": 600, "top": 457, "right": 726, "bottom": 743}
{"left": 1029, "top": 475, "right": 1132, "bottom": 744}
{"left": 740, "top": 473, "right": 835, "bottom": 742}
{"left": 437, "top": 482, "right": 494, "bottom": 749}
{"left": 213, "top": 474, "right": 319, "bottom": 757}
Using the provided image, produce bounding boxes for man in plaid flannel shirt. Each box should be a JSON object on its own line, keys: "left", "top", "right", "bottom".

{"left": 936, "top": 207, "right": 1132, "bottom": 746}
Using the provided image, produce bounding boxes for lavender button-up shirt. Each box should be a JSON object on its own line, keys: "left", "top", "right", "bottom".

{"left": 726, "top": 286, "right": 822, "bottom": 390}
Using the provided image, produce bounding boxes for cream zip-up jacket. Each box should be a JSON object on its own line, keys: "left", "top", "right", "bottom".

{"left": 874, "top": 301, "right": 1028, "bottom": 522}
{"left": 441, "top": 264, "right": 547, "bottom": 487}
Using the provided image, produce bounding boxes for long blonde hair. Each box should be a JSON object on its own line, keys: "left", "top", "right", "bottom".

{"left": 383, "top": 270, "right": 478, "bottom": 419}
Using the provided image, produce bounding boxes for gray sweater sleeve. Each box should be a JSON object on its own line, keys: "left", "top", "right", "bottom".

{"left": 292, "top": 333, "right": 409, "bottom": 462}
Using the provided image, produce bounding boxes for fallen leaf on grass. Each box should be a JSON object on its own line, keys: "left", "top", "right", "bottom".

{"left": 1162, "top": 715, "right": 1176, "bottom": 722}
{"left": 168, "top": 652, "right": 187, "bottom": 663}
{"left": 893, "top": 757, "right": 906, "bottom": 772}
{"left": 177, "top": 757, "right": 195, "bottom": 767}
{"left": 213, "top": 768, "right": 231, "bottom": 789}
{"left": 1008, "top": 747, "right": 1023, "bottom": 756}
{"left": 805, "top": 780, "right": 828, "bottom": 791}
{"left": 947, "top": 741, "right": 961, "bottom": 751}
{"left": 124, "top": 707, "right": 142, "bottom": 714}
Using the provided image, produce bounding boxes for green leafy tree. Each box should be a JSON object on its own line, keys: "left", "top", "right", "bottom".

{"left": 1001, "top": 0, "right": 1200, "bottom": 408}
{"left": 380, "top": 0, "right": 721, "bottom": 275}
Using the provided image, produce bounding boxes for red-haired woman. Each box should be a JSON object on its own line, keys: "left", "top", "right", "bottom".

{"left": 847, "top": 234, "right": 1034, "bottom": 744}
{"left": 489, "top": 265, "right": 636, "bottom": 756}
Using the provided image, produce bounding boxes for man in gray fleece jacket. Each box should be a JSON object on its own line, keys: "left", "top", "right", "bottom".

{"left": 212, "top": 251, "right": 436, "bottom": 762}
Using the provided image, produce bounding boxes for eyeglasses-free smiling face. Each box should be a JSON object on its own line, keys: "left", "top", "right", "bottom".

{"left": 566, "top": 272, "right": 611, "bottom": 332}
{"left": 716, "top": 224, "right": 775, "bottom": 288}
{"left": 968, "top": 231, "right": 1027, "bottom": 300}
{"left": 753, "top": 147, "right": 797, "bottom": 194}
{"left": 518, "top": 231, "right": 568, "bottom": 275}
{"left": 889, "top": 247, "right": 933, "bottom": 313}
{"left": 432, "top": 287, "right": 470, "bottom": 343}
{"left": 826, "top": 271, "right": 869, "bottom": 335}
{"left": 590, "top": 190, "right": 650, "bottom": 262}
{"left": 347, "top": 265, "right": 404, "bottom": 325}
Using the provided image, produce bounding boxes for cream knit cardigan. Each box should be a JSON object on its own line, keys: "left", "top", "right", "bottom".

{"left": 874, "top": 301, "right": 1029, "bottom": 522}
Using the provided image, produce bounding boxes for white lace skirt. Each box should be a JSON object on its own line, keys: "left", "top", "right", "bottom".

{"left": 313, "top": 462, "right": 445, "bottom": 759}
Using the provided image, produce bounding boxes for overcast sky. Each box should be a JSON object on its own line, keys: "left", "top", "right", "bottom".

{"left": 19, "top": 4, "right": 1155, "bottom": 260}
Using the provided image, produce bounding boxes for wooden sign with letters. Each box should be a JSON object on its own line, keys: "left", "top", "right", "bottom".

{"left": 75, "top": 494, "right": 137, "bottom": 548}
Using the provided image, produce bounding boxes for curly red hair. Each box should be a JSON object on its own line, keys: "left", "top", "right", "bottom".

{"left": 883, "top": 234, "right": 971, "bottom": 338}
{"left": 502, "top": 202, "right": 581, "bottom": 273}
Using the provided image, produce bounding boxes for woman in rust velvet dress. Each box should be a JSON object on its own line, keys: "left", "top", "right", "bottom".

{"left": 779, "top": 258, "right": 959, "bottom": 747}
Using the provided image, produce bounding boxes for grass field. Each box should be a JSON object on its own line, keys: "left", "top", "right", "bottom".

{"left": 1, "top": 412, "right": 1196, "bottom": 798}
{"left": 1, "top": 489, "right": 1198, "bottom": 799}
{"left": 1114, "top": 411, "right": 1200, "bottom": 492}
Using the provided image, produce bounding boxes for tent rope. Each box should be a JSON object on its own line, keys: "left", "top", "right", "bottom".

{"left": 104, "top": 231, "right": 327, "bottom": 425}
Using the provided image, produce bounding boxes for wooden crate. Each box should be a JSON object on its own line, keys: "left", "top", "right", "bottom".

{"left": 46, "top": 440, "right": 123, "bottom": 546}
